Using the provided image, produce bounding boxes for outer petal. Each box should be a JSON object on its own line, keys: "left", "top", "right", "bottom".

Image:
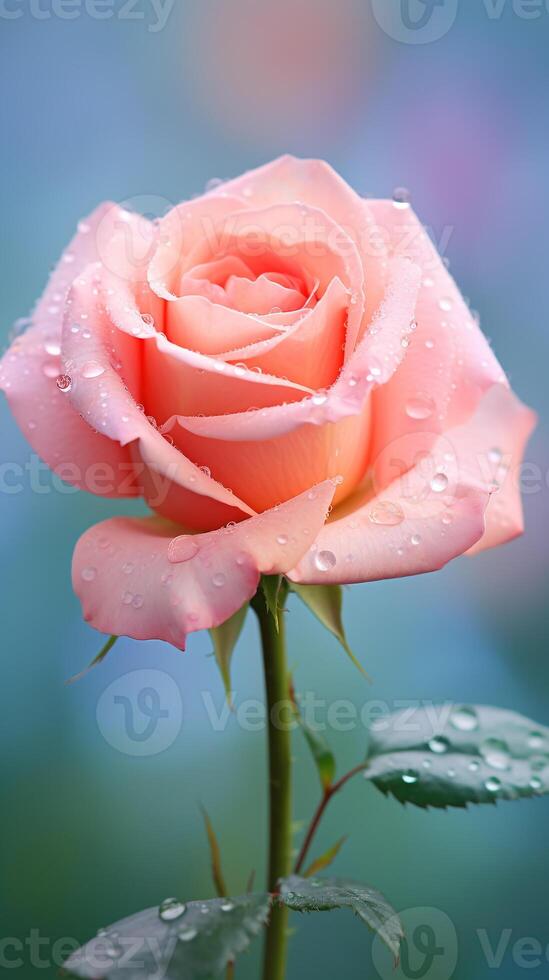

{"left": 0, "top": 204, "right": 146, "bottom": 496}
{"left": 366, "top": 200, "right": 507, "bottom": 493}
{"left": 289, "top": 385, "right": 533, "bottom": 585}
{"left": 72, "top": 479, "right": 337, "bottom": 648}
{"left": 63, "top": 266, "right": 257, "bottom": 530}
{"left": 464, "top": 386, "right": 536, "bottom": 553}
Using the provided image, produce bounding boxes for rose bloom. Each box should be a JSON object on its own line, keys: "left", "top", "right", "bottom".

{"left": 0, "top": 158, "right": 535, "bottom": 648}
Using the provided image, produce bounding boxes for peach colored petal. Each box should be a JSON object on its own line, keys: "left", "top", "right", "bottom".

{"left": 148, "top": 194, "right": 248, "bottom": 298}
{"left": 223, "top": 272, "right": 305, "bottom": 314}
{"left": 176, "top": 201, "right": 365, "bottom": 356}
{"left": 170, "top": 256, "right": 420, "bottom": 441}
{"left": 288, "top": 385, "right": 533, "bottom": 585}
{"left": 463, "top": 386, "right": 536, "bottom": 553}
{"left": 0, "top": 204, "right": 144, "bottom": 496}
{"left": 62, "top": 267, "right": 256, "bottom": 529}
{"left": 165, "top": 295, "right": 285, "bottom": 356}
{"left": 72, "top": 479, "right": 337, "bottom": 648}
{"left": 366, "top": 201, "right": 507, "bottom": 494}
{"left": 218, "top": 277, "right": 348, "bottom": 389}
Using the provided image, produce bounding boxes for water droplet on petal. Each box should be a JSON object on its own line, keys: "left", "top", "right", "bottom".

{"left": 132, "top": 594, "right": 144, "bottom": 609}
{"left": 488, "top": 447, "right": 502, "bottom": 465}
{"left": 528, "top": 732, "right": 545, "bottom": 750}
{"left": 314, "top": 550, "right": 337, "bottom": 572}
{"left": 276, "top": 534, "right": 288, "bottom": 546}
{"left": 56, "top": 374, "right": 72, "bottom": 392}
{"left": 221, "top": 902, "right": 235, "bottom": 912}
{"left": 439, "top": 297, "right": 453, "bottom": 313}
{"left": 530, "top": 776, "right": 543, "bottom": 791}
{"left": 212, "top": 572, "right": 226, "bottom": 588}
{"left": 122, "top": 562, "right": 135, "bottom": 575}
{"left": 159, "top": 898, "right": 187, "bottom": 922}
{"left": 81, "top": 567, "right": 97, "bottom": 582}
{"left": 82, "top": 361, "right": 105, "bottom": 380}
{"left": 485, "top": 776, "right": 501, "bottom": 793}
{"left": 430, "top": 473, "right": 449, "bottom": 493}
{"left": 405, "top": 394, "right": 435, "bottom": 421}
{"left": 368, "top": 501, "right": 405, "bottom": 527}
{"left": 469, "top": 760, "right": 480, "bottom": 772}
{"left": 178, "top": 927, "right": 198, "bottom": 942}
{"left": 411, "top": 534, "right": 422, "bottom": 547}
{"left": 392, "top": 187, "right": 411, "bottom": 209}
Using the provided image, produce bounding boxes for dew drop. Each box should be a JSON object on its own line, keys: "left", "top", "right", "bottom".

{"left": 488, "top": 447, "right": 502, "bottom": 465}
{"left": 439, "top": 297, "right": 453, "bottom": 313}
{"left": 132, "top": 594, "right": 144, "bottom": 609}
{"left": 82, "top": 361, "right": 105, "bottom": 380}
{"left": 411, "top": 534, "right": 422, "bottom": 547}
{"left": 481, "top": 738, "right": 510, "bottom": 771}
{"left": 530, "top": 776, "right": 543, "bottom": 791}
{"left": 368, "top": 501, "right": 405, "bottom": 527}
{"left": 402, "top": 769, "right": 418, "bottom": 784}
{"left": 81, "top": 567, "right": 97, "bottom": 582}
{"left": 451, "top": 706, "right": 478, "bottom": 732}
{"left": 122, "top": 591, "right": 133, "bottom": 605}
{"left": 212, "top": 572, "right": 226, "bottom": 588}
{"left": 221, "top": 902, "right": 235, "bottom": 912}
{"left": 528, "top": 732, "right": 546, "bottom": 751}
{"left": 485, "top": 776, "right": 501, "bottom": 793}
{"left": 122, "top": 562, "right": 135, "bottom": 575}
{"left": 176, "top": 539, "right": 200, "bottom": 563}
{"left": 469, "top": 760, "right": 480, "bottom": 772}
{"left": 159, "top": 898, "right": 187, "bottom": 922}
{"left": 178, "top": 927, "right": 198, "bottom": 942}
{"left": 430, "top": 473, "right": 449, "bottom": 494}
{"left": 392, "top": 187, "right": 411, "bottom": 209}
{"left": 276, "top": 534, "right": 288, "bottom": 546}
{"left": 56, "top": 374, "right": 72, "bottom": 392}
{"left": 314, "top": 550, "right": 337, "bottom": 572}
{"left": 312, "top": 391, "right": 328, "bottom": 407}
{"left": 429, "top": 736, "right": 450, "bottom": 755}
{"left": 405, "top": 394, "right": 435, "bottom": 421}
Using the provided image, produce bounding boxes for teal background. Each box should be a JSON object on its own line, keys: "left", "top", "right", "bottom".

{"left": 1, "top": 2, "right": 549, "bottom": 978}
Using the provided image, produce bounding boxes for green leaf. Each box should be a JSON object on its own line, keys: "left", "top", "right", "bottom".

{"left": 365, "top": 704, "right": 549, "bottom": 809}
{"left": 304, "top": 837, "right": 347, "bottom": 878}
{"left": 278, "top": 875, "right": 402, "bottom": 961}
{"left": 291, "top": 687, "right": 336, "bottom": 790}
{"left": 209, "top": 605, "right": 248, "bottom": 703}
{"left": 289, "top": 583, "right": 368, "bottom": 677}
{"left": 201, "top": 806, "right": 228, "bottom": 898}
{"left": 261, "top": 574, "right": 284, "bottom": 629}
{"left": 63, "top": 894, "right": 271, "bottom": 980}
{"left": 65, "top": 635, "right": 118, "bottom": 685}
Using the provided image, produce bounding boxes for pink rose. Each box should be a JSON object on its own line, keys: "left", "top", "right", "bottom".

{"left": 0, "top": 157, "right": 535, "bottom": 648}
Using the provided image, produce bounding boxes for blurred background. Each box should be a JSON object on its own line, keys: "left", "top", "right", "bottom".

{"left": 1, "top": 2, "right": 548, "bottom": 977}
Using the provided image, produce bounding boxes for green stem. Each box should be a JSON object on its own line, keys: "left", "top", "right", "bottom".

{"left": 252, "top": 587, "right": 292, "bottom": 980}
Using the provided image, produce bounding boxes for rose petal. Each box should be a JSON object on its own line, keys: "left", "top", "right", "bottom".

{"left": 0, "top": 204, "right": 145, "bottom": 495}
{"left": 288, "top": 385, "right": 534, "bottom": 584}
{"left": 366, "top": 200, "right": 508, "bottom": 494}
{"left": 218, "top": 277, "right": 348, "bottom": 389}
{"left": 72, "top": 479, "right": 337, "bottom": 648}
{"left": 62, "top": 267, "right": 257, "bottom": 529}
{"left": 169, "top": 256, "right": 420, "bottom": 441}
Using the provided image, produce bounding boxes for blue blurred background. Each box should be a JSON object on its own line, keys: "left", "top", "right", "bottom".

{"left": 1, "top": 2, "right": 549, "bottom": 977}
